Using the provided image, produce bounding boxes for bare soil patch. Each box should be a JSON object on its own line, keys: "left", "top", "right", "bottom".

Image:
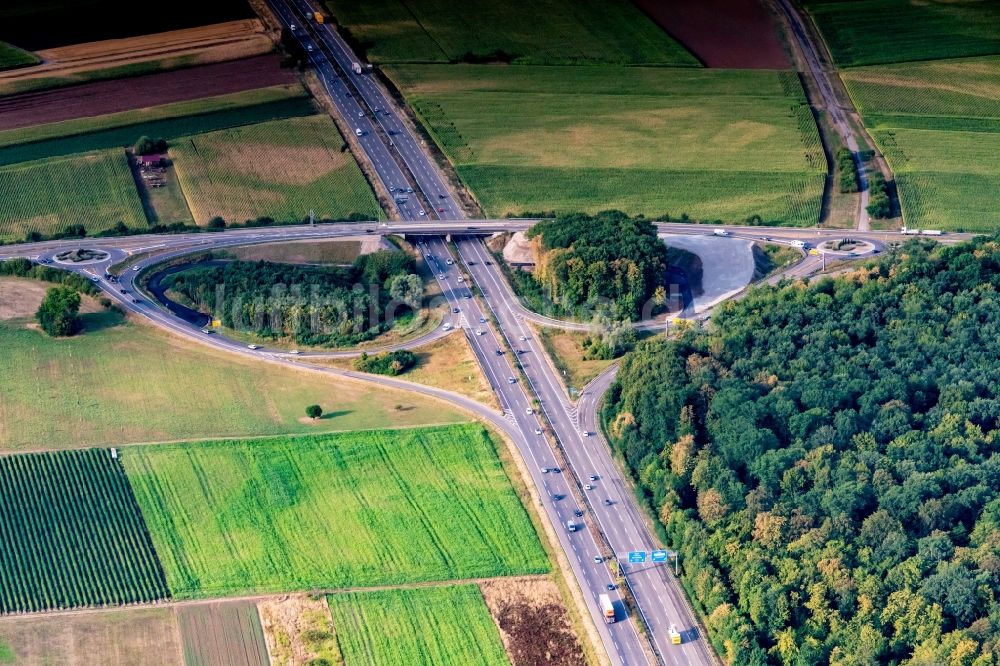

{"left": 0, "top": 54, "right": 295, "bottom": 131}
{"left": 633, "top": 0, "right": 790, "bottom": 69}
{"left": 258, "top": 595, "right": 342, "bottom": 666}
{"left": 479, "top": 577, "right": 585, "bottom": 666}
{"left": 0, "top": 608, "right": 182, "bottom": 666}
{"left": 0, "top": 277, "right": 102, "bottom": 320}
{"left": 177, "top": 600, "right": 269, "bottom": 666}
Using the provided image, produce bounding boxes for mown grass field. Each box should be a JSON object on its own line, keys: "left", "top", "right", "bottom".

{"left": 0, "top": 305, "right": 463, "bottom": 451}
{"left": 389, "top": 65, "right": 825, "bottom": 224}
{"left": 327, "top": 585, "right": 510, "bottom": 666}
{"left": 0, "top": 150, "right": 146, "bottom": 240}
{"left": 122, "top": 425, "right": 549, "bottom": 598}
{"left": 0, "top": 85, "right": 314, "bottom": 166}
{"left": 843, "top": 57, "right": 1000, "bottom": 230}
{"left": 171, "top": 116, "right": 383, "bottom": 225}
{"left": 324, "top": 0, "right": 697, "bottom": 66}
{"left": 0, "top": 448, "right": 168, "bottom": 613}
{"left": 804, "top": 0, "right": 1000, "bottom": 67}
{"left": 0, "top": 41, "right": 38, "bottom": 71}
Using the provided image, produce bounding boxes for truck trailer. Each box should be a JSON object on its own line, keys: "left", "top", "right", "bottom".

{"left": 599, "top": 594, "right": 615, "bottom": 624}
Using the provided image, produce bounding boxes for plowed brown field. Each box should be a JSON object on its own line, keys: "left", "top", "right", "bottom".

{"left": 634, "top": 0, "right": 790, "bottom": 69}
{"left": 0, "top": 54, "right": 295, "bottom": 131}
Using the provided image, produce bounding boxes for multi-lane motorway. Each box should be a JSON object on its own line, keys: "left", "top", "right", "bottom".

{"left": 0, "top": 2, "right": 976, "bottom": 663}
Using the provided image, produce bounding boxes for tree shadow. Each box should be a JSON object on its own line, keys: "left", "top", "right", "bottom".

{"left": 318, "top": 410, "right": 350, "bottom": 420}
{"left": 79, "top": 310, "right": 125, "bottom": 334}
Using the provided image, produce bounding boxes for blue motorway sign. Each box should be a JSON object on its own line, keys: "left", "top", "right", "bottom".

{"left": 651, "top": 550, "right": 669, "bottom": 563}
{"left": 628, "top": 551, "right": 646, "bottom": 563}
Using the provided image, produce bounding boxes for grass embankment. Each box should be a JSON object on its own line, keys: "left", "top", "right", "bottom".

{"left": 170, "top": 115, "right": 383, "bottom": 225}
{"left": 0, "top": 284, "right": 463, "bottom": 451}
{"left": 842, "top": 56, "right": 1000, "bottom": 231}
{"left": 0, "top": 41, "right": 39, "bottom": 71}
{"left": 753, "top": 243, "right": 802, "bottom": 280}
{"left": 325, "top": 0, "right": 697, "bottom": 66}
{"left": 537, "top": 328, "right": 614, "bottom": 396}
{"left": 327, "top": 585, "right": 509, "bottom": 666}
{"left": 226, "top": 239, "right": 365, "bottom": 264}
{"left": 388, "top": 65, "right": 825, "bottom": 224}
{"left": 122, "top": 424, "right": 550, "bottom": 597}
{"left": 319, "top": 331, "right": 498, "bottom": 408}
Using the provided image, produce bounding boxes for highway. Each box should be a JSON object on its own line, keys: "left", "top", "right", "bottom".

{"left": 0, "top": 1, "right": 973, "bottom": 663}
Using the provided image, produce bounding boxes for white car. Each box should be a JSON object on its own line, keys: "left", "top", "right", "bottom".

{"left": 419, "top": 210, "right": 426, "bottom": 217}
{"left": 584, "top": 484, "right": 594, "bottom": 491}
{"left": 446, "top": 259, "right": 454, "bottom": 265}
{"left": 457, "top": 276, "right": 464, "bottom": 282}
{"left": 525, "top": 407, "right": 533, "bottom": 415}
{"left": 507, "top": 377, "right": 516, "bottom": 384}
{"left": 307, "top": 45, "right": 314, "bottom": 52}
{"left": 582, "top": 430, "right": 590, "bottom": 437}
{"left": 247, "top": 344, "right": 260, "bottom": 350}
{"left": 442, "top": 322, "right": 452, "bottom": 330}
{"left": 476, "top": 329, "right": 485, "bottom": 336}
{"left": 519, "top": 335, "right": 527, "bottom": 341}
{"left": 132, "top": 266, "right": 140, "bottom": 271}
{"left": 439, "top": 274, "right": 445, "bottom": 280}
{"left": 534, "top": 428, "right": 542, "bottom": 435}
{"left": 288, "top": 350, "right": 301, "bottom": 355}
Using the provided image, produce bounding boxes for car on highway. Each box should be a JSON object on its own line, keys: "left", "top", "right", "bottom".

{"left": 525, "top": 407, "right": 533, "bottom": 415}
{"left": 201, "top": 328, "right": 213, "bottom": 334}
{"left": 476, "top": 329, "right": 485, "bottom": 336}
{"left": 457, "top": 276, "right": 463, "bottom": 282}
{"left": 438, "top": 193, "right": 447, "bottom": 199}
{"left": 89, "top": 275, "right": 99, "bottom": 282}
{"left": 507, "top": 377, "right": 516, "bottom": 384}
{"left": 479, "top": 316, "right": 487, "bottom": 323}
{"left": 419, "top": 210, "right": 426, "bottom": 217}
{"left": 541, "top": 467, "right": 549, "bottom": 474}
{"left": 307, "top": 45, "right": 314, "bottom": 52}
{"left": 553, "top": 494, "right": 564, "bottom": 501}
{"left": 589, "top": 475, "right": 599, "bottom": 481}
{"left": 535, "top": 428, "right": 542, "bottom": 435}
{"left": 437, "top": 207, "right": 445, "bottom": 213}
{"left": 464, "top": 293, "right": 471, "bottom": 299}
{"left": 290, "top": 23, "right": 296, "bottom": 30}
{"left": 593, "top": 556, "right": 603, "bottom": 564}
{"left": 119, "top": 288, "right": 127, "bottom": 294}
{"left": 439, "top": 274, "right": 445, "bottom": 280}
{"left": 452, "top": 307, "right": 460, "bottom": 313}
{"left": 584, "top": 484, "right": 594, "bottom": 490}
{"left": 406, "top": 187, "right": 414, "bottom": 194}
{"left": 574, "top": 509, "right": 584, "bottom": 517}
{"left": 131, "top": 298, "right": 140, "bottom": 303}
{"left": 582, "top": 430, "right": 590, "bottom": 437}
{"left": 607, "top": 583, "right": 616, "bottom": 591}
{"left": 446, "top": 259, "right": 453, "bottom": 265}
{"left": 357, "top": 111, "right": 364, "bottom": 118}
{"left": 247, "top": 344, "right": 260, "bottom": 350}
{"left": 132, "top": 266, "right": 140, "bottom": 271}
{"left": 603, "top": 499, "right": 614, "bottom": 506}
{"left": 519, "top": 335, "right": 527, "bottom": 341}
{"left": 288, "top": 350, "right": 301, "bottom": 355}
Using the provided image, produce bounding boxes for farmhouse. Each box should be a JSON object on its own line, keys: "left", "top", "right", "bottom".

{"left": 137, "top": 153, "right": 165, "bottom": 167}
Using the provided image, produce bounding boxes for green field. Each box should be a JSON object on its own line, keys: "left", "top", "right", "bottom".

{"left": 328, "top": 585, "right": 509, "bottom": 666}
{"left": 0, "top": 86, "right": 315, "bottom": 167}
{"left": 0, "top": 150, "right": 147, "bottom": 240}
{"left": 389, "top": 65, "right": 825, "bottom": 224}
{"left": 0, "top": 40, "right": 38, "bottom": 71}
{"left": 0, "top": 448, "right": 168, "bottom": 613}
{"left": 804, "top": 0, "right": 1000, "bottom": 67}
{"left": 171, "top": 116, "right": 383, "bottom": 225}
{"left": 122, "top": 425, "right": 549, "bottom": 597}
{"left": 0, "top": 307, "right": 463, "bottom": 451}
{"left": 843, "top": 57, "right": 1000, "bottom": 230}
{"left": 324, "top": 0, "right": 696, "bottom": 65}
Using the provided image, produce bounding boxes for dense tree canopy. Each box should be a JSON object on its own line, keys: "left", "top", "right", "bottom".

{"left": 603, "top": 238, "right": 1000, "bottom": 665}
{"left": 35, "top": 286, "right": 81, "bottom": 337}
{"left": 166, "top": 250, "right": 419, "bottom": 347}
{"left": 524, "top": 211, "right": 669, "bottom": 321}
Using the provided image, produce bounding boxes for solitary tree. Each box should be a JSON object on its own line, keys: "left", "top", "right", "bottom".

{"left": 36, "top": 286, "right": 81, "bottom": 337}
{"left": 305, "top": 404, "right": 323, "bottom": 419}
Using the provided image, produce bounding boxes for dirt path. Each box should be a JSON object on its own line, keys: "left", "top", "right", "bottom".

{"left": 0, "top": 54, "right": 296, "bottom": 131}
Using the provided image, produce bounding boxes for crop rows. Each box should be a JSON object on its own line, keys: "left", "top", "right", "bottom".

{"left": 0, "top": 449, "right": 168, "bottom": 613}
{"left": 170, "top": 116, "right": 383, "bottom": 225}
{"left": 804, "top": 0, "right": 1000, "bottom": 67}
{"left": 0, "top": 150, "right": 146, "bottom": 241}
{"left": 123, "top": 425, "right": 549, "bottom": 598}
{"left": 327, "top": 585, "right": 509, "bottom": 666}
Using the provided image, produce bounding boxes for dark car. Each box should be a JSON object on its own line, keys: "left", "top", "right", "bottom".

{"left": 574, "top": 509, "right": 584, "bottom": 517}
{"left": 606, "top": 583, "right": 616, "bottom": 591}
{"left": 452, "top": 307, "right": 460, "bottom": 313}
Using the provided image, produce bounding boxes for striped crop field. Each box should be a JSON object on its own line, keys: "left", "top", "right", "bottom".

{"left": 803, "top": 0, "right": 1000, "bottom": 67}
{"left": 171, "top": 115, "right": 383, "bottom": 225}
{"left": 122, "top": 424, "right": 549, "bottom": 598}
{"left": 843, "top": 57, "right": 1000, "bottom": 231}
{"left": 0, "top": 448, "right": 169, "bottom": 614}
{"left": 388, "top": 65, "right": 826, "bottom": 225}
{"left": 327, "top": 585, "right": 510, "bottom": 666}
{"left": 0, "top": 150, "right": 146, "bottom": 241}
{"left": 324, "top": 0, "right": 697, "bottom": 66}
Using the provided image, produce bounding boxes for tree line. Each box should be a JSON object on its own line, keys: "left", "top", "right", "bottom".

{"left": 522, "top": 211, "right": 670, "bottom": 321}
{"left": 602, "top": 237, "right": 1000, "bottom": 664}
{"left": 164, "top": 250, "right": 420, "bottom": 347}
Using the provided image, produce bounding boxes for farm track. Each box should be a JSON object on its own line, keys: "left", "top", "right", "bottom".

{"left": 0, "top": 54, "right": 295, "bottom": 131}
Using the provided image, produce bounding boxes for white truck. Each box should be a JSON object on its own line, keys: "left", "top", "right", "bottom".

{"left": 790, "top": 239, "right": 808, "bottom": 249}
{"left": 351, "top": 62, "right": 363, "bottom": 74}
{"left": 712, "top": 228, "right": 730, "bottom": 237}
{"left": 599, "top": 594, "right": 616, "bottom": 624}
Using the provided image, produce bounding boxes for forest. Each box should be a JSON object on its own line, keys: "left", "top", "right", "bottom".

{"left": 521, "top": 211, "right": 670, "bottom": 321}
{"left": 603, "top": 237, "right": 1000, "bottom": 664}
{"left": 165, "top": 250, "right": 419, "bottom": 346}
